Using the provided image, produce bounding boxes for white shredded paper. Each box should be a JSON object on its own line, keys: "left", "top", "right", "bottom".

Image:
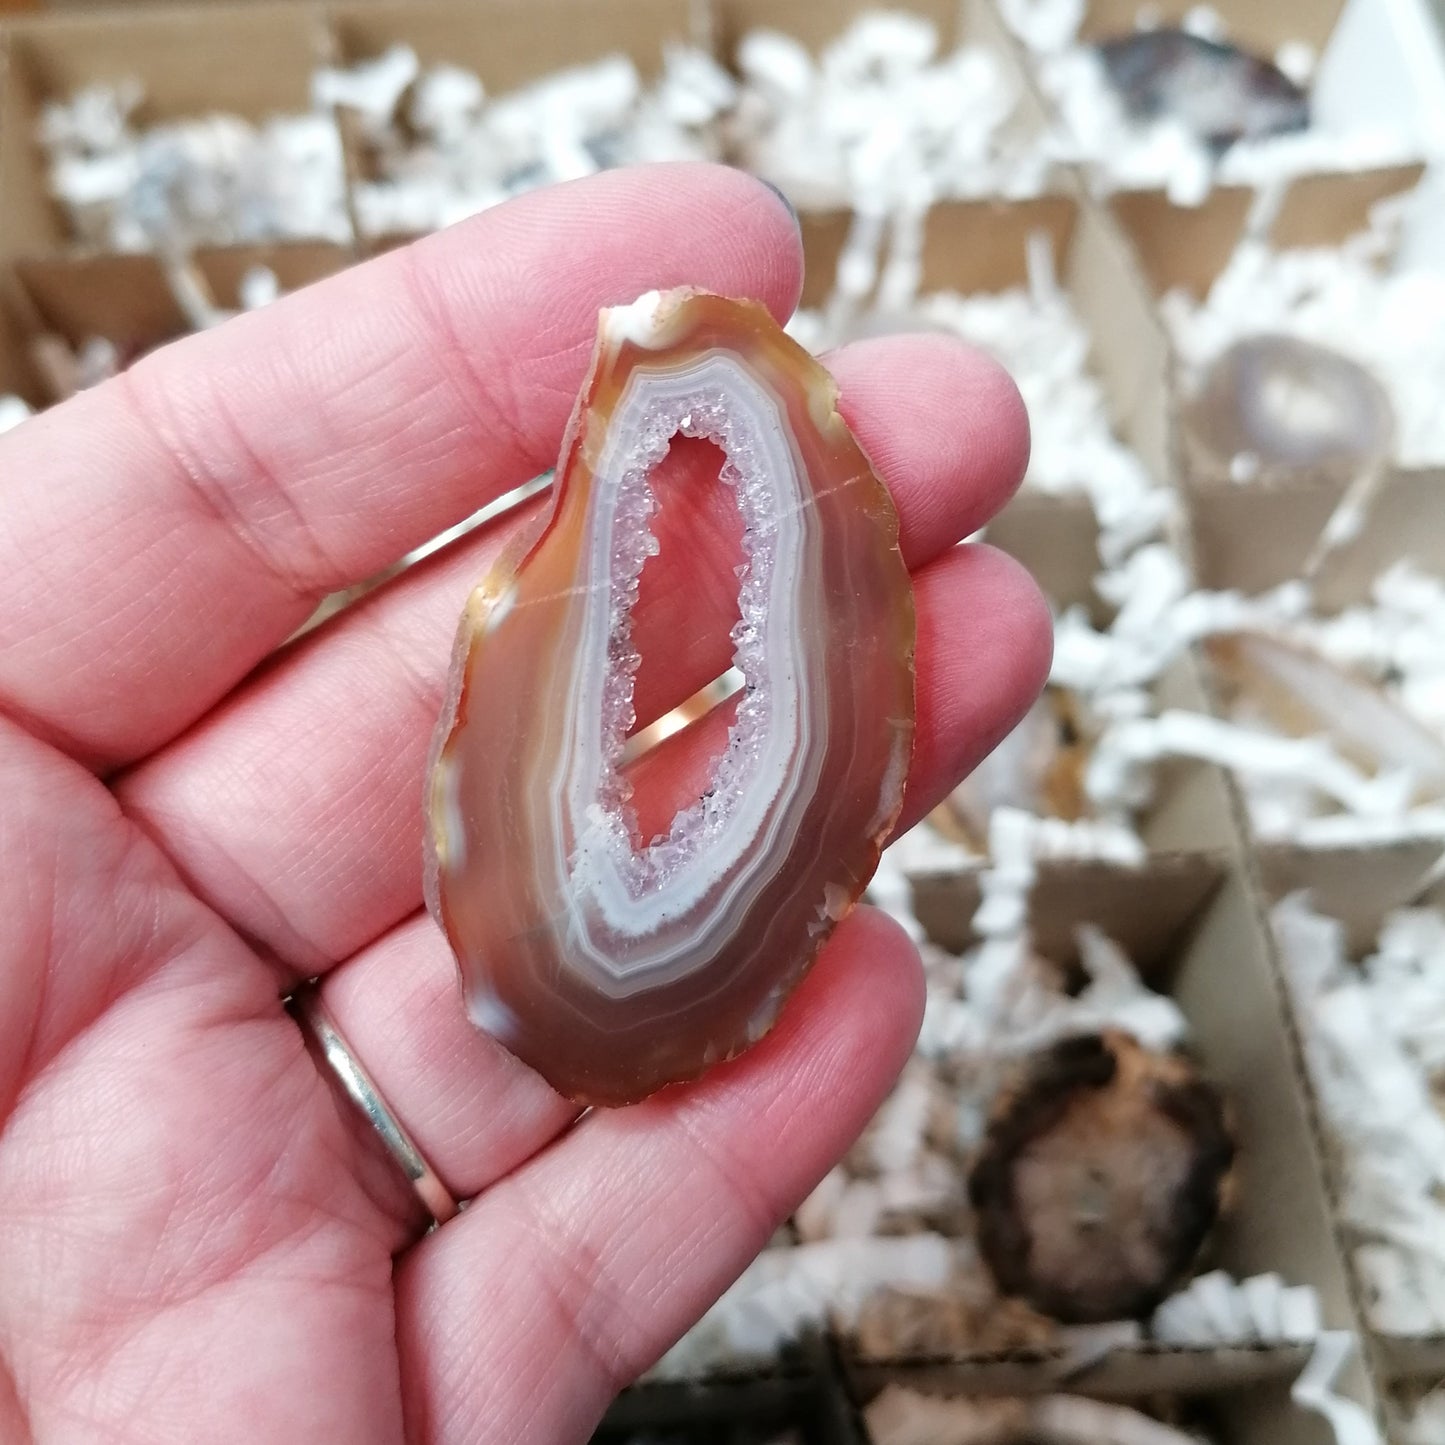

{"left": 1273, "top": 894, "right": 1445, "bottom": 1337}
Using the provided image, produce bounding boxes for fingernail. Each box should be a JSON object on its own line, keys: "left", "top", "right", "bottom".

{"left": 756, "top": 176, "right": 800, "bottom": 233}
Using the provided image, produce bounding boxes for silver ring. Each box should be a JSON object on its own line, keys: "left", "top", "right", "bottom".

{"left": 294, "top": 987, "right": 460, "bottom": 1226}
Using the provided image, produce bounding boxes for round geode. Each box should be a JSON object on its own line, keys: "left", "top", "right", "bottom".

{"left": 1183, "top": 333, "right": 1394, "bottom": 488}
{"left": 969, "top": 1031, "right": 1235, "bottom": 1323}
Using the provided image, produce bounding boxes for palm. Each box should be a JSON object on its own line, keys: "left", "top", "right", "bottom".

{"left": 0, "top": 165, "right": 1047, "bottom": 1445}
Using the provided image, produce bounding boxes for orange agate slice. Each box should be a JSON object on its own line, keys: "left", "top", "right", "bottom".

{"left": 424, "top": 289, "right": 915, "bottom": 1105}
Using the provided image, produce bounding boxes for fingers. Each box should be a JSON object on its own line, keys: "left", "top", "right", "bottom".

{"left": 273, "top": 540, "right": 1047, "bottom": 1219}
{"left": 394, "top": 906, "right": 924, "bottom": 1445}
{"left": 906, "top": 543, "right": 1053, "bottom": 830}
{"left": 118, "top": 334, "right": 1036, "bottom": 975}
{"left": 831, "top": 333, "right": 1029, "bottom": 567}
{"left": 0, "top": 164, "right": 802, "bottom": 769}
{"left": 319, "top": 914, "right": 577, "bottom": 1204}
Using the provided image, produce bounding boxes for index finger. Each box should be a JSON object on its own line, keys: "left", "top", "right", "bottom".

{"left": 0, "top": 163, "right": 802, "bottom": 769}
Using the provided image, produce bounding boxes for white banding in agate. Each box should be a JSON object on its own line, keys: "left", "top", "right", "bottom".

{"left": 551, "top": 352, "right": 825, "bottom": 996}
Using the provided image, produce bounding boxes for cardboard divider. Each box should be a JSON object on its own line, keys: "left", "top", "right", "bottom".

{"left": 1188, "top": 465, "right": 1445, "bottom": 610}
{"left": 712, "top": 0, "right": 963, "bottom": 70}
{"left": 193, "top": 239, "right": 353, "bottom": 307}
{"left": 1075, "top": 0, "right": 1347, "bottom": 52}
{"left": 0, "top": 241, "right": 353, "bottom": 405}
{"left": 910, "top": 851, "right": 1224, "bottom": 964}
{"left": 604, "top": 1353, "right": 866, "bottom": 1443}
{"left": 712, "top": 0, "right": 1055, "bottom": 198}
{"left": 1106, "top": 188, "right": 1257, "bottom": 308}
{"left": 983, "top": 492, "right": 1103, "bottom": 621}
{"left": 328, "top": 0, "right": 702, "bottom": 83}
{"left": 1258, "top": 841, "right": 1443, "bottom": 954}
{"left": 0, "top": 2, "right": 338, "bottom": 257}
{"left": 328, "top": 0, "right": 703, "bottom": 82}
{"left": 0, "top": 263, "right": 44, "bottom": 406}
{"left": 1257, "top": 844, "right": 1445, "bottom": 1387}
{"left": 898, "top": 185, "right": 1175, "bottom": 493}
{"left": 1107, "top": 167, "right": 1423, "bottom": 308}
{"left": 15, "top": 253, "right": 188, "bottom": 352}
{"left": 1267, "top": 163, "right": 1426, "bottom": 250}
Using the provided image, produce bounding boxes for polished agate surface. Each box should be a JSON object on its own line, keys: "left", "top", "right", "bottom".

{"left": 425, "top": 289, "right": 916, "bottom": 1105}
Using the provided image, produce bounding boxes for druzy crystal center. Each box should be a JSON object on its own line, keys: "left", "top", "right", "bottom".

{"left": 560, "top": 365, "right": 811, "bottom": 989}
{"left": 425, "top": 288, "right": 916, "bottom": 1105}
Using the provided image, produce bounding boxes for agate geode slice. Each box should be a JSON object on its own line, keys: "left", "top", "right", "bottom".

{"left": 425, "top": 289, "right": 916, "bottom": 1105}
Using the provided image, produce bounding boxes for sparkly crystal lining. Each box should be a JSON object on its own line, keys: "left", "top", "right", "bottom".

{"left": 562, "top": 358, "right": 813, "bottom": 969}
{"left": 598, "top": 390, "right": 777, "bottom": 888}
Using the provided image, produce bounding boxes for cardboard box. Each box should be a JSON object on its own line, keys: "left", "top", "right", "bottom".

{"left": 604, "top": 1340, "right": 867, "bottom": 1443}
{"left": 3, "top": 1, "right": 1440, "bottom": 1437}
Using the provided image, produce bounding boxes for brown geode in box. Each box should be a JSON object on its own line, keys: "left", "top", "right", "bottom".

{"left": 969, "top": 1031, "right": 1235, "bottom": 1323}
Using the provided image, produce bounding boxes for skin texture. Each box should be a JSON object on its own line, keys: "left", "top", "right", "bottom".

{"left": 0, "top": 163, "right": 1050, "bottom": 1445}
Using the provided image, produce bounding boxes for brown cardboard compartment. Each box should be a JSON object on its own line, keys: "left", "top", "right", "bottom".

{"left": 984, "top": 492, "right": 1104, "bottom": 625}
{"left": 0, "top": 264, "right": 46, "bottom": 406}
{"left": 794, "top": 189, "right": 1174, "bottom": 612}
{"left": 16, "top": 253, "right": 189, "bottom": 353}
{"left": 193, "top": 239, "right": 353, "bottom": 308}
{"left": 713, "top": 0, "right": 1039, "bottom": 105}
{"left": 910, "top": 851, "right": 1223, "bottom": 962}
{"left": 843, "top": 845, "right": 1369, "bottom": 1422}
{"left": 917, "top": 190, "right": 1173, "bottom": 523}
{"left": 919, "top": 419, "right": 1236, "bottom": 849}
{"left": 902, "top": 650, "right": 1243, "bottom": 863}
{"left": 1, "top": 241, "right": 353, "bottom": 399}
{"left": 1110, "top": 165, "right": 1426, "bottom": 309}
{"left": 1075, "top": 0, "right": 1347, "bottom": 52}
{"left": 0, "top": 3, "right": 338, "bottom": 257}
{"left": 713, "top": 0, "right": 1054, "bottom": 207}
{"left": 603, "top": 1353, "right": 866, "bottom": 1444}
{"left": 1257, "top": 843, "right": 1445, "bottom": 1389}
{"left": 1189, "top": 465, "right": 1445, "bottom": 612}
{"left": 858, "top": 1378, "right": 1345, "bottom": 1445}
{"left": 327, "top": 0, "right": 701, "bottom": 86}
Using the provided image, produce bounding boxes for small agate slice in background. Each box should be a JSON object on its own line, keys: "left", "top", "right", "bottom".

{"left": 425, "top": 288, "right": 916, "bottom": 1105}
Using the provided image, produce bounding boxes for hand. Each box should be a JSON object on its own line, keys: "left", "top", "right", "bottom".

{"left": 0, "top": 164, "right": 1048, "bottom": 1444}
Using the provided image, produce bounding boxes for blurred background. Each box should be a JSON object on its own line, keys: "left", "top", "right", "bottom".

{"left": 3, "top": 1, "right": 1445, "bottom": 1442}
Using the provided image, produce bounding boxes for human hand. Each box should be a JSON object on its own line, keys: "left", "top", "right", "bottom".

{"left": 0, "top": 164, "right": 1049, "bottom": 1443}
